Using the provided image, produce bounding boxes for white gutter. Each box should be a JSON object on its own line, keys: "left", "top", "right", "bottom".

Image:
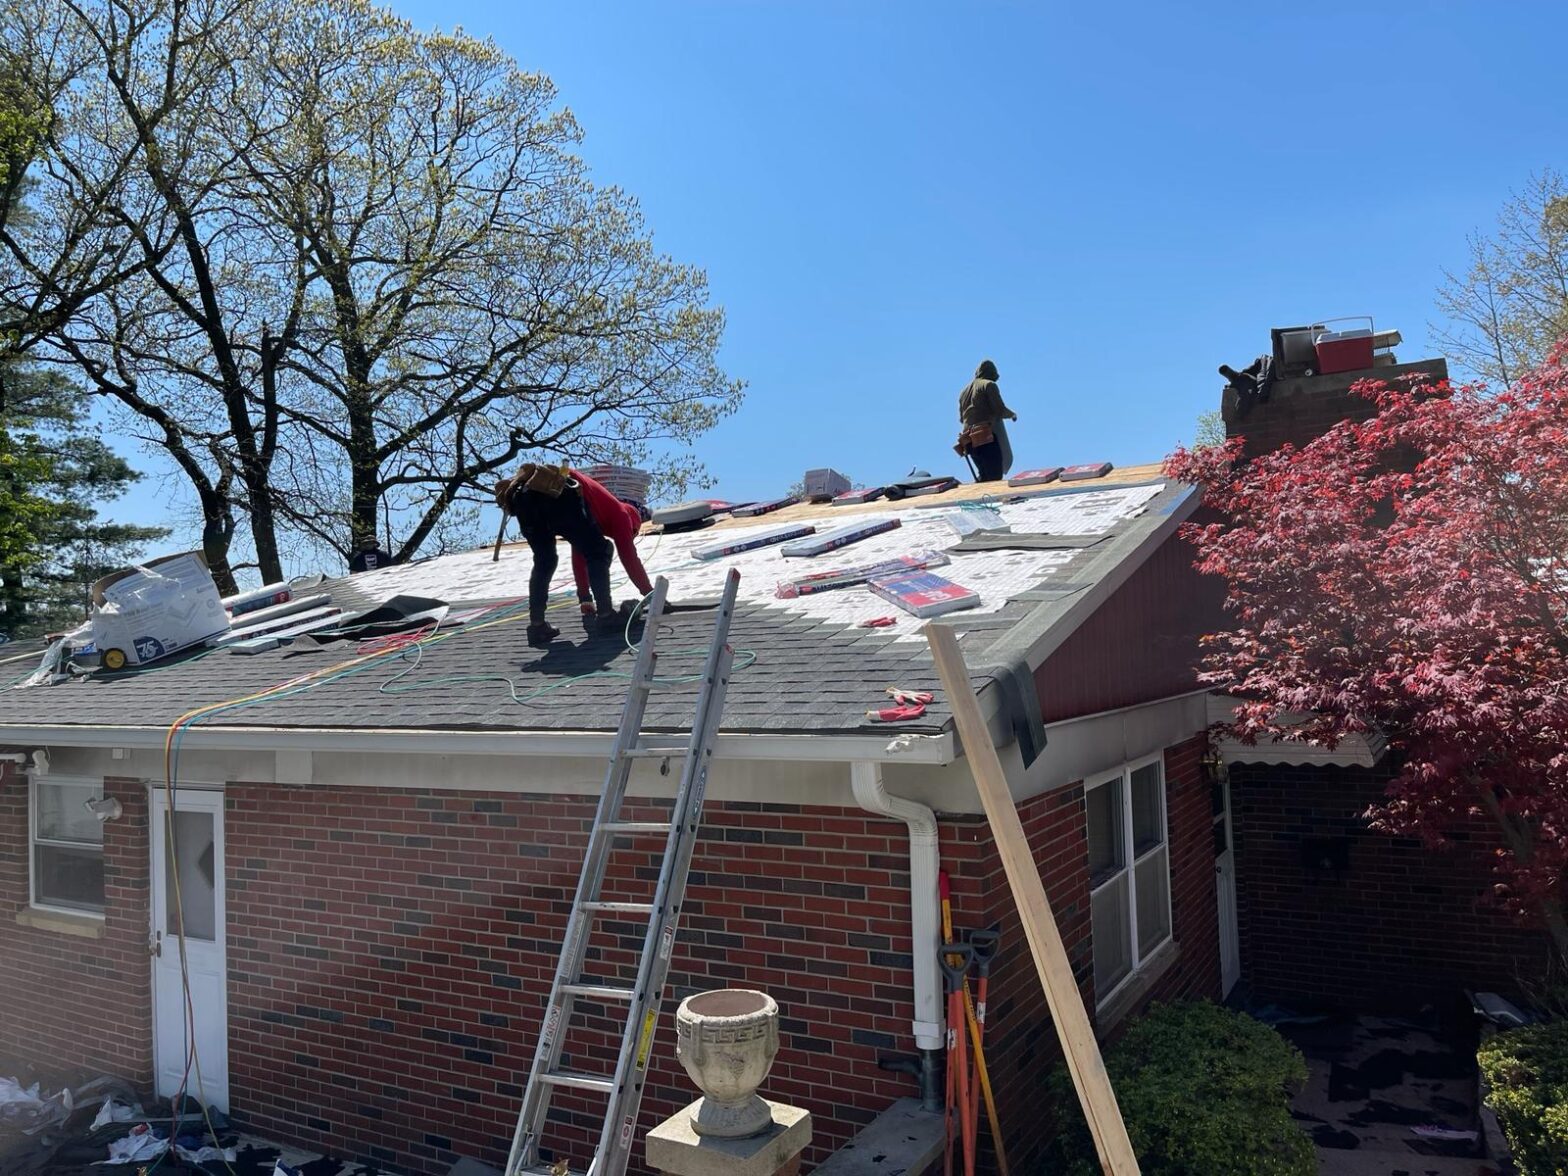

{"left": 850, "top": 760, "right": 944, "bottom": 1051}
{"left": 0, "top": 723, "right": 956, "bottom": 765}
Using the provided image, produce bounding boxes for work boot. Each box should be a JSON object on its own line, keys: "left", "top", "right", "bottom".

{"left": 592, "top": 600, "right": 640, "bottom": 637}
{"left": 526, "top": 622, "right": 560, "bottom": 648}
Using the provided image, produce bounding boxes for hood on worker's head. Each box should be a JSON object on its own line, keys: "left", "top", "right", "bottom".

{"left": 975, "top": 359, "right": 998, "bottom": 380}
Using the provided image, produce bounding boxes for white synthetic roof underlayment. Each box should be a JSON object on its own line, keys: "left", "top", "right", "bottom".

{"left": 344, "top": 482, "right": 1167, "bottom": 644}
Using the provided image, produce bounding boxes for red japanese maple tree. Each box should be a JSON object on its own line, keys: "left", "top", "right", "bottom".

{"left": 1167, "top": 349, "right": 1568, "bottom": 965}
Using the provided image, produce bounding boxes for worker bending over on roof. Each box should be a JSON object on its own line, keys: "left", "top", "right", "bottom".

{"left": 956, "top": 358, "right": 1018, "bottom": 482}
{"left": 495, "top": 463, "right": 631, "bottom": 647}
{"left": 570, "top": 468, "right": 654, "bottom": 613}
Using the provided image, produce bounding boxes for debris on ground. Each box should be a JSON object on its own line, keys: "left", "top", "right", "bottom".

{"left": 1279, "top": 1011, "right": 1501, "bottom": 1176}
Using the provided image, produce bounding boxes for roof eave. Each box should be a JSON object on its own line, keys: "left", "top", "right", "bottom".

{"left": 0, "top": 722, "right": 958, "bottom": 765}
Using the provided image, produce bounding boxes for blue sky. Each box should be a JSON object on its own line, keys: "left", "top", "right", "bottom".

{"left": 102, "top": 0, "right": 1568, "bottom": 552}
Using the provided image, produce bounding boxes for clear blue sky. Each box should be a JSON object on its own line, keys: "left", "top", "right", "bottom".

{"left": 105, "top": 0, "right": 1568, "bottom": 548}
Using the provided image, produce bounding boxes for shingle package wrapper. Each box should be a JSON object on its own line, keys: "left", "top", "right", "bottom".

{"left": 1008, "top": 467, "right": 1063, "bottom": 487}
{"left": 774, "top": 550, "right": 950, "bottom": 598}
{"left": 731, "top": 496, "right": 799, "bottom": 517}
{"left": 868, "top": 570, "right": 981, "bottom": 617}
{"left": 693, "top": 523, "right": 816, "bottom": 561}
{"left": 1059, "top": 462, "right": 1114, "bottom": 482}
{"left": 832, "top": 487, "right": 886, "bottom": 506}
{"left": 779, "top": 518, "right": 900, "bottom": 557}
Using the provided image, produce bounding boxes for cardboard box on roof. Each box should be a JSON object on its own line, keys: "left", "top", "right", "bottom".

{"left": 89, "top": 551, "right": 230, "bottom": 667}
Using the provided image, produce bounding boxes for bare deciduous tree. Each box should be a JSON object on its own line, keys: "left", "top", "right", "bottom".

{"left": 2, "top": 0, "right": 742, "bottom": 588}
{"left": 1433, "top": 170, "right": 1568, "bottom": 388}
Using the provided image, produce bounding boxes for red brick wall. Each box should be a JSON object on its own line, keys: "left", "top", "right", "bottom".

{"left": 0, "top": 768, "right": 152, "bottom": 1088}
{"left": 222, "top": 787, "right": 924, "bottom": 1175}
{"left": 1150, "top": 738, "right": 1224, "bottom": 1009}
{"left": 1229, "top": 761, "right": 1549, "bottom": 1010}
{"left": 1220, "top": 359, "right": 1450, "bottom": 461}
{"left": 0, "top": 740, "right": 1221, "bottom": 1176}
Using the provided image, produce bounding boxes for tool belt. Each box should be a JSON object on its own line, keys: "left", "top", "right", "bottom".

{"left": 953, "top": 422, "right": 995, "bottom": 456}
{"left": 495, "top": 461, "right": 574, "bottom": 513}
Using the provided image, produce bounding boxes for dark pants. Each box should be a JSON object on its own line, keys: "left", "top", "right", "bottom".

{"left": 518, "top": 488, "right": 615, "bottom": 624}
{"left": 970, "top": 440, "right": 1005, "bottom": 482}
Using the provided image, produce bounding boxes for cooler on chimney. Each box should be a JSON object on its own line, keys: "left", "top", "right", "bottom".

{"left": 1313, "top": 316, "right": 1376, "bottom": 375}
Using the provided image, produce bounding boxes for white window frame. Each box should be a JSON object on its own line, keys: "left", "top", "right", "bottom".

{"left": 29, "top": 774, "right": 108, "bottom": 918}
{"left": 1086, "top": 752, "right": 1173, "bottom": 1008}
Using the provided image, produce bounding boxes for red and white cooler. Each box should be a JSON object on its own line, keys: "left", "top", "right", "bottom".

{"left": 1313, "top": 316, "right": 1376, "bottom": 375}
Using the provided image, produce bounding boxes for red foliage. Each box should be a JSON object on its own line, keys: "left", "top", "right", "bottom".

{"left": 1166, "top": 351, "right": 1568, "bottom": 919}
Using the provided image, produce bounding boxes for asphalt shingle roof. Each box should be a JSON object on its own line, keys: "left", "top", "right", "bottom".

{"left": 0, "top": 467, "right": 1191, "bottom": 740}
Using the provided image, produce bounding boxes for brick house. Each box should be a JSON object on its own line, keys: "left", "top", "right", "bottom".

{"left": 0, "top": 356, "right": 1546, "bottom": 1174}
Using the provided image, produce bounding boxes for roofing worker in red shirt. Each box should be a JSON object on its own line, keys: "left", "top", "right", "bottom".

{"left": 570, "top": 468, "right": 654, "bottom": 615}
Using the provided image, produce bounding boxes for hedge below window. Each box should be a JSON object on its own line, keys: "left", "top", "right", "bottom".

{"left": 1042, "top": 1000, "right": 1314, "bottom": 1176}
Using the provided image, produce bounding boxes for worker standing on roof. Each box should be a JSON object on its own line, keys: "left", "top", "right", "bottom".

{"left": 957, "top": 359, "right": 1018, "bottom": 482}
{"left": 495, "top": 463, "right": 637, "bottom": 647}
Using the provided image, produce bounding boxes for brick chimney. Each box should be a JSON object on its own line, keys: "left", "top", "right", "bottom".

{"left": 1222, "top": 357, "right": 1450, "bottom": 461}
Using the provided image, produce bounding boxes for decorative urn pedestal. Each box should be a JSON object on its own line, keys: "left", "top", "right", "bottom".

{"left": 675, "top": 989, "right": 779, "bottom": 1137}
{"left": 647, "top": 989, "right": 812, "bottom": 1176}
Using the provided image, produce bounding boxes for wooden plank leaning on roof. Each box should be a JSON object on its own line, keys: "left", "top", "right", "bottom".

{"left": 925, "top": 621, "right": 1141, "bottom": 1175}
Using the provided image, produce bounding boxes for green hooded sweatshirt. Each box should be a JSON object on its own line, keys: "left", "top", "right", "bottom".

{"left": 958, "top": 359, "right": 1013, "bottom": 428}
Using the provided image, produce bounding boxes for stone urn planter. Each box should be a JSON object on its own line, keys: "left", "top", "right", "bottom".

{"left": 674, "top": 989, "right": 780, "bottom": 1139}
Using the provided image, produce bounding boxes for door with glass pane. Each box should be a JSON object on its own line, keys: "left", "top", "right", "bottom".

{"left": 150, "top": 788, "right": 229, "bottom": 1111}
{"left": 1213, "top": 776, "right": 1240, "bottom": 996}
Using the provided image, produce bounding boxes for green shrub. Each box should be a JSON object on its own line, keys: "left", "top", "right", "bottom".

{"left": 1040, "top": 1000, "right": 1314, "bottom": 1176}
{"left": 1479, "top": 1020, "right": 1568, "bottom": 1175}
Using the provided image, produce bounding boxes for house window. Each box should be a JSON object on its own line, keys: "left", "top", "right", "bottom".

{"left": 31, "top": 778, "right": 106, "bottom": 914}
{"left": 1086, "top": 756, "right": 1171, "bottom": 1003}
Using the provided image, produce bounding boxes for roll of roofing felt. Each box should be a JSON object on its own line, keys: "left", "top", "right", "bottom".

{"left": 224, "top": 582, "right": 293, "bottom": 617}
{"left": 652, "top": 500, "right": 714, "bottom": 527}
{"left": 222, "top": 592, "right": 332, "bottom": 631}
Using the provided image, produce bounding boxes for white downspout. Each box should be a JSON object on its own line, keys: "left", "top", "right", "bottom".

{"left": 850, "top": 760, "right": 944, "bottom": 1053}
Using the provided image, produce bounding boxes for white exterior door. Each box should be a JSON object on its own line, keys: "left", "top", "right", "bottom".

{"left": 150, "top": 787, "right": 229, "bottom": 1111}
{"left": 1213, "top": 776, "right": 1240, "bottom": 996}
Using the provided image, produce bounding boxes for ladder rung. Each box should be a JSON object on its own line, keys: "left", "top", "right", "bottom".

{"left": 581, "top": 901, "right": 655, "bottom": 915}
{"left": 516, "top": 1166, "right": 576, "bottom": 1176}
{"left": 560, "top": 982, "right": 636, "bottom": 1002}
{"left": 541, "top": 1069, "right": 616, "bottom": 1094}
{"left": 625, "top": 746, "right": 688, "bottom": 759}
{"left": 602, "top": 820, "right": 672, "bottom": 836}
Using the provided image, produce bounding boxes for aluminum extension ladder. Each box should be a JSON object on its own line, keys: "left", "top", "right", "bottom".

{"left": 505, "top": 569, "right": 741, "bottom": 1176}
